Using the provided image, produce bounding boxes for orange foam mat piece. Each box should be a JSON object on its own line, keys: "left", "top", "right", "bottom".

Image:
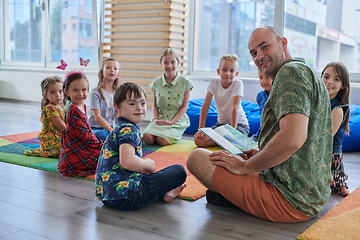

{"left": 297, "top": 186, "right": 360, "bottom": 240}
{"left": 1, "top": 131, "right": 40, "bottom": 143}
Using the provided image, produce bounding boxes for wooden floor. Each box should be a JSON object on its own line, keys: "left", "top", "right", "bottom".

{"left": 0, "top": 99, "right": 359, "bottom": 240}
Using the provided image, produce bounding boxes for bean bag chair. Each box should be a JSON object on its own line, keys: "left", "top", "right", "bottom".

{"left": 342, "top": 104, "right": 360, "bottom": 152}
{"left": 185, "top": 99, "right": 360, "bottom": 152}
{"left": 185, "top": 98, "right": 261, "bottom": 136}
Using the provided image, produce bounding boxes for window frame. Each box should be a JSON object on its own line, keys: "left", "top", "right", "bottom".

{"left": 187, "top": 0, "right": 284, "bottom": 78}
{"left": 1, "top": 0, "right": 360, "bottom": 83}
{"left": 187, "top": 0, "right": 360, "bottom": 83}
{"left": 0, "top": 0, "right": 100, "bottom": 70}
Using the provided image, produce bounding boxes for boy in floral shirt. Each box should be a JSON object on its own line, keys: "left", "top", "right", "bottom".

{"left": 95, "top": 82, "right": 186, "bottom": 211}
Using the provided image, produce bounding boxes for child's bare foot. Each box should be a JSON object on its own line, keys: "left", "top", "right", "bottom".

{"left": 163, "top": 184, "right": 187, "bottom": 202}
{"left": 337, "top": 187, "right": 350, "bottom": 196}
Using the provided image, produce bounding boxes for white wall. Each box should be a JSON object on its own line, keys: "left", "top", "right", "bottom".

{"left": 0, "top": 69, "right": 265, "bottom": 105}
{"left": 0, "top": 68, "right": 263, "bottom": 121}
{"left": 0, "top": 67, "right": 99, "bottom": 102}
{"left": 2, "top": 68, "right": 360, "bottom": 121}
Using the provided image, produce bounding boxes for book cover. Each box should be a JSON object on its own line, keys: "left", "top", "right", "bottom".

{"left": 199, "top": 124, "right": 257, "bottom": 155}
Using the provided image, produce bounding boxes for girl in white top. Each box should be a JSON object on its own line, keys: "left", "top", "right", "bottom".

{"left": 89, "top": 57, "right": 120, "bottom": 141}
{"left": 194, "top": 54, "right": 249, "bottom": 147}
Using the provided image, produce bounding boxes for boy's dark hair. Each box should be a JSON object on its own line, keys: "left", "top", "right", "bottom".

{"left": 63, "top": 72, "right": 89, "bottom": 102}
{"left": 114, "top": 82, "right": 147, "bottom": 106}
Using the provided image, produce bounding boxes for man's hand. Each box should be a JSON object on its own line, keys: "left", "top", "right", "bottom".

{"left": 242, "top": 148, "right": 259, "bottom": 159}
{"left": 209, "top": 150, "right": 247, "bottom": 175}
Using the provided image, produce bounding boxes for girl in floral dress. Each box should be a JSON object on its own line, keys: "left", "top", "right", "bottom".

{"left": 24, "top": 76, "right": 65, "bottom": 157}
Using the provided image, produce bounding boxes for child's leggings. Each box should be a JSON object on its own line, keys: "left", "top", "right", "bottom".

{"left": 330, "top": 152, "right": 348, "bottom": 190}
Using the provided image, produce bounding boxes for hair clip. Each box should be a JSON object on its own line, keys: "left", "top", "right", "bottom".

{"left": 80, "top": 57, "right": 90, "bottom": 67}
{"left": 57, "top": 59, "right": 68, "bottom": 70}
{"left": 43, "top": 80, "right": 49, "bottom": 89}
{"left": 57, "top": 57, "right": 89, "bottom": 72}
{"left": 65, "top": 70, "right": 84, "bottom": 80}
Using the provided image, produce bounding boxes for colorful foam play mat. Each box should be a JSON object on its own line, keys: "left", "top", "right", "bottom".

{"left": 297, "top": 186, "right": 360, "bottom": 240}
{"left": 0, "top": 131, "right": 208, "bottom": 201}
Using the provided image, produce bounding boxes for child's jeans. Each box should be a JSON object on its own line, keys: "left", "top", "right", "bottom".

{"left": 102, "top": 164, "right": 187, "bottom": 211}
{"left": 91, "top": 127, "right": 109, "bottom": 141}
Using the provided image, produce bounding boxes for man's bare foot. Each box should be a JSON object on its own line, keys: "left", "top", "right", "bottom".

{"left": 337, "top": 186, "right": 350, "bottom": 196}
{"left": 163, "top": 184, "right": 187, "bottom": 202}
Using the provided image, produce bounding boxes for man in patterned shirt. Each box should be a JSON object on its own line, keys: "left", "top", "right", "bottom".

{"left": 187, "top": 26, "right": 333, "bottom": 222}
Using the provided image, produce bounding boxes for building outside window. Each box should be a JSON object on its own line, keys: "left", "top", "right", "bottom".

{"left": 2, "top": 0, "right": 360, "bottom": 78}
{"left": 2, "top": 0, "right": 99, "bottom": 68}
{"left": 191, "top": 0, "right": 360, "bottom": 76}
{"left": 79, "top": 19, "right": 93, "bottom": 39}
{"left": 6, "top": 0, "right": 42, "bottom": 62}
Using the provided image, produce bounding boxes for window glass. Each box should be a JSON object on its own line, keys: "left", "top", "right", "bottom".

{"left": 70, "top": 0, "right": 78, "bottom": 18}
{"left": 79, "top": 19, "right": 93, "bottom": 38}
{"left": 192, "top": 0, "right": 275, "bottom": 73}
{"left": 2, "top": 0, "right": 99, "bottom": 66}
{"left": 85, "top": 0, "right": 92, "bottom": 14}
{"left": 6, "top": 0, "right": 42, "bottom": 62}
{"left": 62, "top": 1, "right": 68, "bottom": 20}
{"left": 49, "top": 0, "right": 63, "bottom": 62}
{"left": 192, "top": 0, "right": 360, "bottom": 74}
{"left": 49, "top": 0, "right": 96, "bottom": 63}
{"left": 284, "top": 0, "right": 360, "bottom": 72}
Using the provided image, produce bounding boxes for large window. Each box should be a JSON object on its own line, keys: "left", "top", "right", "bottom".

{"left": 190, "top": 0, "right": 360, "bottom": 78}
{"left": 192, "top": 0, "right": 275, "bottom": 74}
{"left": 2, "top": 0, "right": 99, "bottom": 69}
{"left": 5, "top": 0, "right": 42, "bottom": 62}
{"left": 3, "top": 0, "right": 360, "bottom": 79}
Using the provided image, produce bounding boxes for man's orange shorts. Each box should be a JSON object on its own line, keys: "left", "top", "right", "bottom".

{"left": 212, "top": 166, "right": 311, "bottom": 222}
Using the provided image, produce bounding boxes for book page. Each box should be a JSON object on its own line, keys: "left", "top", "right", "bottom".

{"left": 199, "top": 128, "right": 243, "bottom": 155}
{"left": 214, "top": 124, "right": 258, "bottom": 150}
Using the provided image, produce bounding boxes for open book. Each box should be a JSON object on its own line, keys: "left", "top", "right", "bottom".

{"left": 199, "top": 124, "right": 258, "bottom": 155}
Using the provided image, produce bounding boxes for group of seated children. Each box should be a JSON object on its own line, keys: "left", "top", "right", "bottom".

{"left": 24, "top": 48, "right": 351, "bottom": 211}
